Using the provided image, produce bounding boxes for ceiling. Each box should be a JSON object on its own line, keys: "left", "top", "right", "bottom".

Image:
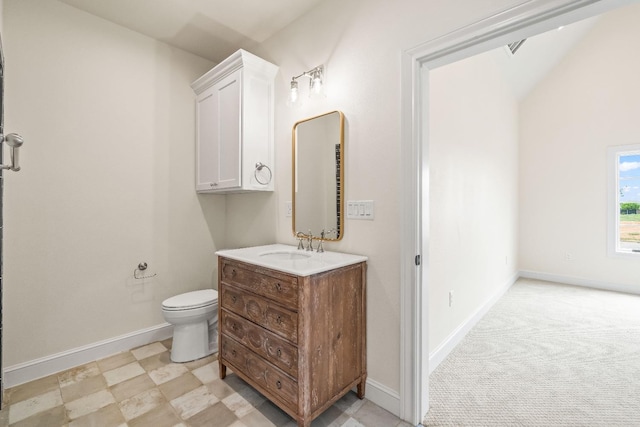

{"left": 57, "top": 0, "right": 327, "bottom": 63}
{"left": 500, "top": 15, "right": 599, "bottom": 99}
{"left": 57, "top": 0, "right": 602, "bottom": 98}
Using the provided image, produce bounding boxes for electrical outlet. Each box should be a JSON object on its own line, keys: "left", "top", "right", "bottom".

{"left": 285, "top": 201, "right": 292, "bottom": 218}
{"left": 448, "top": 290, "right": 454, "bottom": 307}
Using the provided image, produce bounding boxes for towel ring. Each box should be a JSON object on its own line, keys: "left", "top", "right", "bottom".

{"left": 254, "top": 162, "right": 272, "bottom": 185}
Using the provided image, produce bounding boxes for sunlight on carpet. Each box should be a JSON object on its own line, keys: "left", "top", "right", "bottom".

{"left": 425, "top": 279, "right": 640, "bottom": 426}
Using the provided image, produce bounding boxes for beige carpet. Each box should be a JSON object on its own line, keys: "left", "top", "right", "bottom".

{"left": 424, "top": 278, "right": 640, "bottom": 426}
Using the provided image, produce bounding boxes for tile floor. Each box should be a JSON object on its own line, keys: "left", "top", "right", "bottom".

{"left": 0, "top": 340, "right": 411, "bottom": 427}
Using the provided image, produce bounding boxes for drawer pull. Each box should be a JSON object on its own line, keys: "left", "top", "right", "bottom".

{"left": 232, "top": 323, "right": 238, "bottom": 331}
{"left": 276, "top": 315, "right": 282, "bottom": 324}
{"left": 232, "top": 349, "right": 237, "bottom": 357}
{"left": 276, "top": 380, "right": 282, "bottom": 389}
{"left": 275, "top": 282, "right": 282, "bottom": 291}
{"left": 231, "top": 295, "right": 237, "bottom": 304}
{"left": 277, "top": 348, "right": 282, "bottom": 357}
{"left": 231, "top": 269, "right": 237, "bottom": 277}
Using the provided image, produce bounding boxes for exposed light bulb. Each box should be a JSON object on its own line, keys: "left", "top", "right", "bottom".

{"left": 311, "top": 77, "right": 323, "bottom": 95}
{"left": 289, "top": 80, "right": 299, "bottom": 104}
{"left": 309, "top": 67, "right": 324, "bottom": 98}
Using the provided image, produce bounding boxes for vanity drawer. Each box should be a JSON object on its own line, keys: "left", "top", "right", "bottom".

{"left": 221, "top": 284, "right": 298, "bottom": 344}
{"left": 220, "top": 336, "right": 298, "bottom": 410}
{"left": 220, "top": 260, "right": 298, "bottom": 309}
{"left": 220, "top": 309, "right": 298, "bottom": 378}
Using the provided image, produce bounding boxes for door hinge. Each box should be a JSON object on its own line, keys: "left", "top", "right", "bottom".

{"left": 415, "top": 255, "right": 421, "bottom": 266}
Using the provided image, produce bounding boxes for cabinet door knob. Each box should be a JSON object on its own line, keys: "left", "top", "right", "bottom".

{"left": 276, "top": 380, "right": 282, "bottom": 389}
{"left": 275, "top": 282, "right": 282, "bottom": 292}
{"left": 231, "top": 269, "right": 237, "bottom": 277}
{"left": 276, "top": 348, "right": 282, "bottom": 357}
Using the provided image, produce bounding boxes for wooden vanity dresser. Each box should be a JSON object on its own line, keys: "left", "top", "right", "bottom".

{"left": 217, "top": 252, "right": 367, "bottom": 427}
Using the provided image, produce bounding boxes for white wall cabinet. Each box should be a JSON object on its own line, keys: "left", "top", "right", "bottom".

{"left": 191, "top": 50, "right": 278, "bottom": 193}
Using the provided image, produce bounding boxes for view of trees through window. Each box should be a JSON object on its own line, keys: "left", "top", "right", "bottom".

{"left": 619, "top": 153, "right": 640, "bottom": 252}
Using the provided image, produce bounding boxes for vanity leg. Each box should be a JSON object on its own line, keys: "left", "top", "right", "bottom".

{"left": 298, "top": 419, "right": 310, "bottom": 427}
{"left": 357, "top": 378, "right": 366, "bottom": 399}
{"left": 219, "top": 361, "right": 227, "bottom": 379}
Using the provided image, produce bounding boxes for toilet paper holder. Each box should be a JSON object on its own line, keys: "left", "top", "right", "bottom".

{"left": 134, "top": 262, "right": 157, "bottom": 280}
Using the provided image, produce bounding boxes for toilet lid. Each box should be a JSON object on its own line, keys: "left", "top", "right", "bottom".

{"left": 162, "top": 289, "right": 218, "bottom": 310}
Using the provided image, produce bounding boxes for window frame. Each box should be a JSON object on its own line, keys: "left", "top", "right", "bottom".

{"left": 608, "top": 144, "right": 640, "bottom": 259}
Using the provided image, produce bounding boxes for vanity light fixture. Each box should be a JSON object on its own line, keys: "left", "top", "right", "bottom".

{"left": 289, "top": 65, "right": 324, "bottom": 105}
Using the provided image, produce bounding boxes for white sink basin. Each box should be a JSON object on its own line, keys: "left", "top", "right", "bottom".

{"left": 259, "top": 251, "right": 313, "bottom": 261}
{"left": 216, "top": 244, "right": 367, "bottom": 276}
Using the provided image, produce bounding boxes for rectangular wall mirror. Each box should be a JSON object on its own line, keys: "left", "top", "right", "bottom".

{"left": 292, "top": 111, "right": 344, "bottom": 241}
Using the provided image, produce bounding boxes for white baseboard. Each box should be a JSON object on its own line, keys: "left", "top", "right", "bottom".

{"left": 4, "top": 323, "right": 173, "bottom": 388}
{"left": 519, "top": 270, "right": 640, "bottom": 296}
{"left": 363, "top": 377, "right": 400, "bottom": 417}
{"left": 5, "top": 318, "right": 404, "bottom": 419}
{"left": 4, "top": 322, "right": 403, "bottom": 417}
{"left": 428, "top": 272, "right": 518, "bottom": 374}
{"left": 14, "top": 271, "right": 618, "bottom": 417}
{"left": 427, "top": 270, "right": 639, "bottom": 377}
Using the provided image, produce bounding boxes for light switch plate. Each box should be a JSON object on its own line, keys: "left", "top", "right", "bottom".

{"left": 346, "top": 200, "right": 374, "bottom": 220}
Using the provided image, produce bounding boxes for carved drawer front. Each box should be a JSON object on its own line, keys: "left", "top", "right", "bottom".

{"left": 220, "top": 335, "right": 247, "bottom": 369}
{"left": 221, "top": 261, "right": 298, "bottom": 309}
{"left": 221, "top": 285, "right": 298, "bottom": 344}
{"left": 220, "top": 310, "right": 298, "bottom": 377}
{"left": 221, "top": 336, "right": 298, "bottom": 410}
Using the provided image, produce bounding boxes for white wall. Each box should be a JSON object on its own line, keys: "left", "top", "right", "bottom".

{"left": 225, "top": 0, "right": 525, "bottom": 394}
{"left": 429, "top": 49, "right": 520, "bottom": 352}
{"left": 3, "top": 0, "right": 222, "bottom": 366}
{"left": 2, "top": 0, "right": 537, "bottom": 402}
{"left": 519, "top": 3, "right": 640, "bottom": 289}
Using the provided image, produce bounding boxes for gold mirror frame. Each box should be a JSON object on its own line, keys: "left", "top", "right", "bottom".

{"left": 292, "top": 111, "right": 345, "bottom": 241}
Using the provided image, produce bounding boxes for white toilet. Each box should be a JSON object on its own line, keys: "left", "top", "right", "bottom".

{"left": 161, "top": 289, "right": 219, "bottom": 363}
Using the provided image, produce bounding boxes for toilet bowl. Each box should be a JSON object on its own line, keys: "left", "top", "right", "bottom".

{"left": 162, "top": 289, "right": 218, "bottom": 363}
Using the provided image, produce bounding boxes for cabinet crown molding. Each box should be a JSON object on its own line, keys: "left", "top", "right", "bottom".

{"left": 191, "top": 49, "right": 278, "bottom": 95}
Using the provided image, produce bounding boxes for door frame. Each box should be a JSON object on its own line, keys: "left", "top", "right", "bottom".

{"left": 399, "top": 0, "right": 635, "bottom": 423}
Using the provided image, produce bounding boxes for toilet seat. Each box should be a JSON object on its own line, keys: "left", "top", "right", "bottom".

{"left": 162, "top": 289, "right": 218, "bottom": 311}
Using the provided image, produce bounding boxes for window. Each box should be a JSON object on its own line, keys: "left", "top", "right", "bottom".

{"left": 608, "top": 144, "right": 640, "bottom": 257}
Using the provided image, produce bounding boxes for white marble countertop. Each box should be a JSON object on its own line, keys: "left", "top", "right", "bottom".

{"left": 215, "top": 244, "right": 367, "bottom": 277}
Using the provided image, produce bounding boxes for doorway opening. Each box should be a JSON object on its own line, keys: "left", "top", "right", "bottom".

{"left": 399, "top": 0, "right": 637, "bottom": 424}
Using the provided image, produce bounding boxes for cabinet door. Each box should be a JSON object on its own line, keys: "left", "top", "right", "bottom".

{"left": 195, "top": 70, "right": 241, "bottom": 192}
